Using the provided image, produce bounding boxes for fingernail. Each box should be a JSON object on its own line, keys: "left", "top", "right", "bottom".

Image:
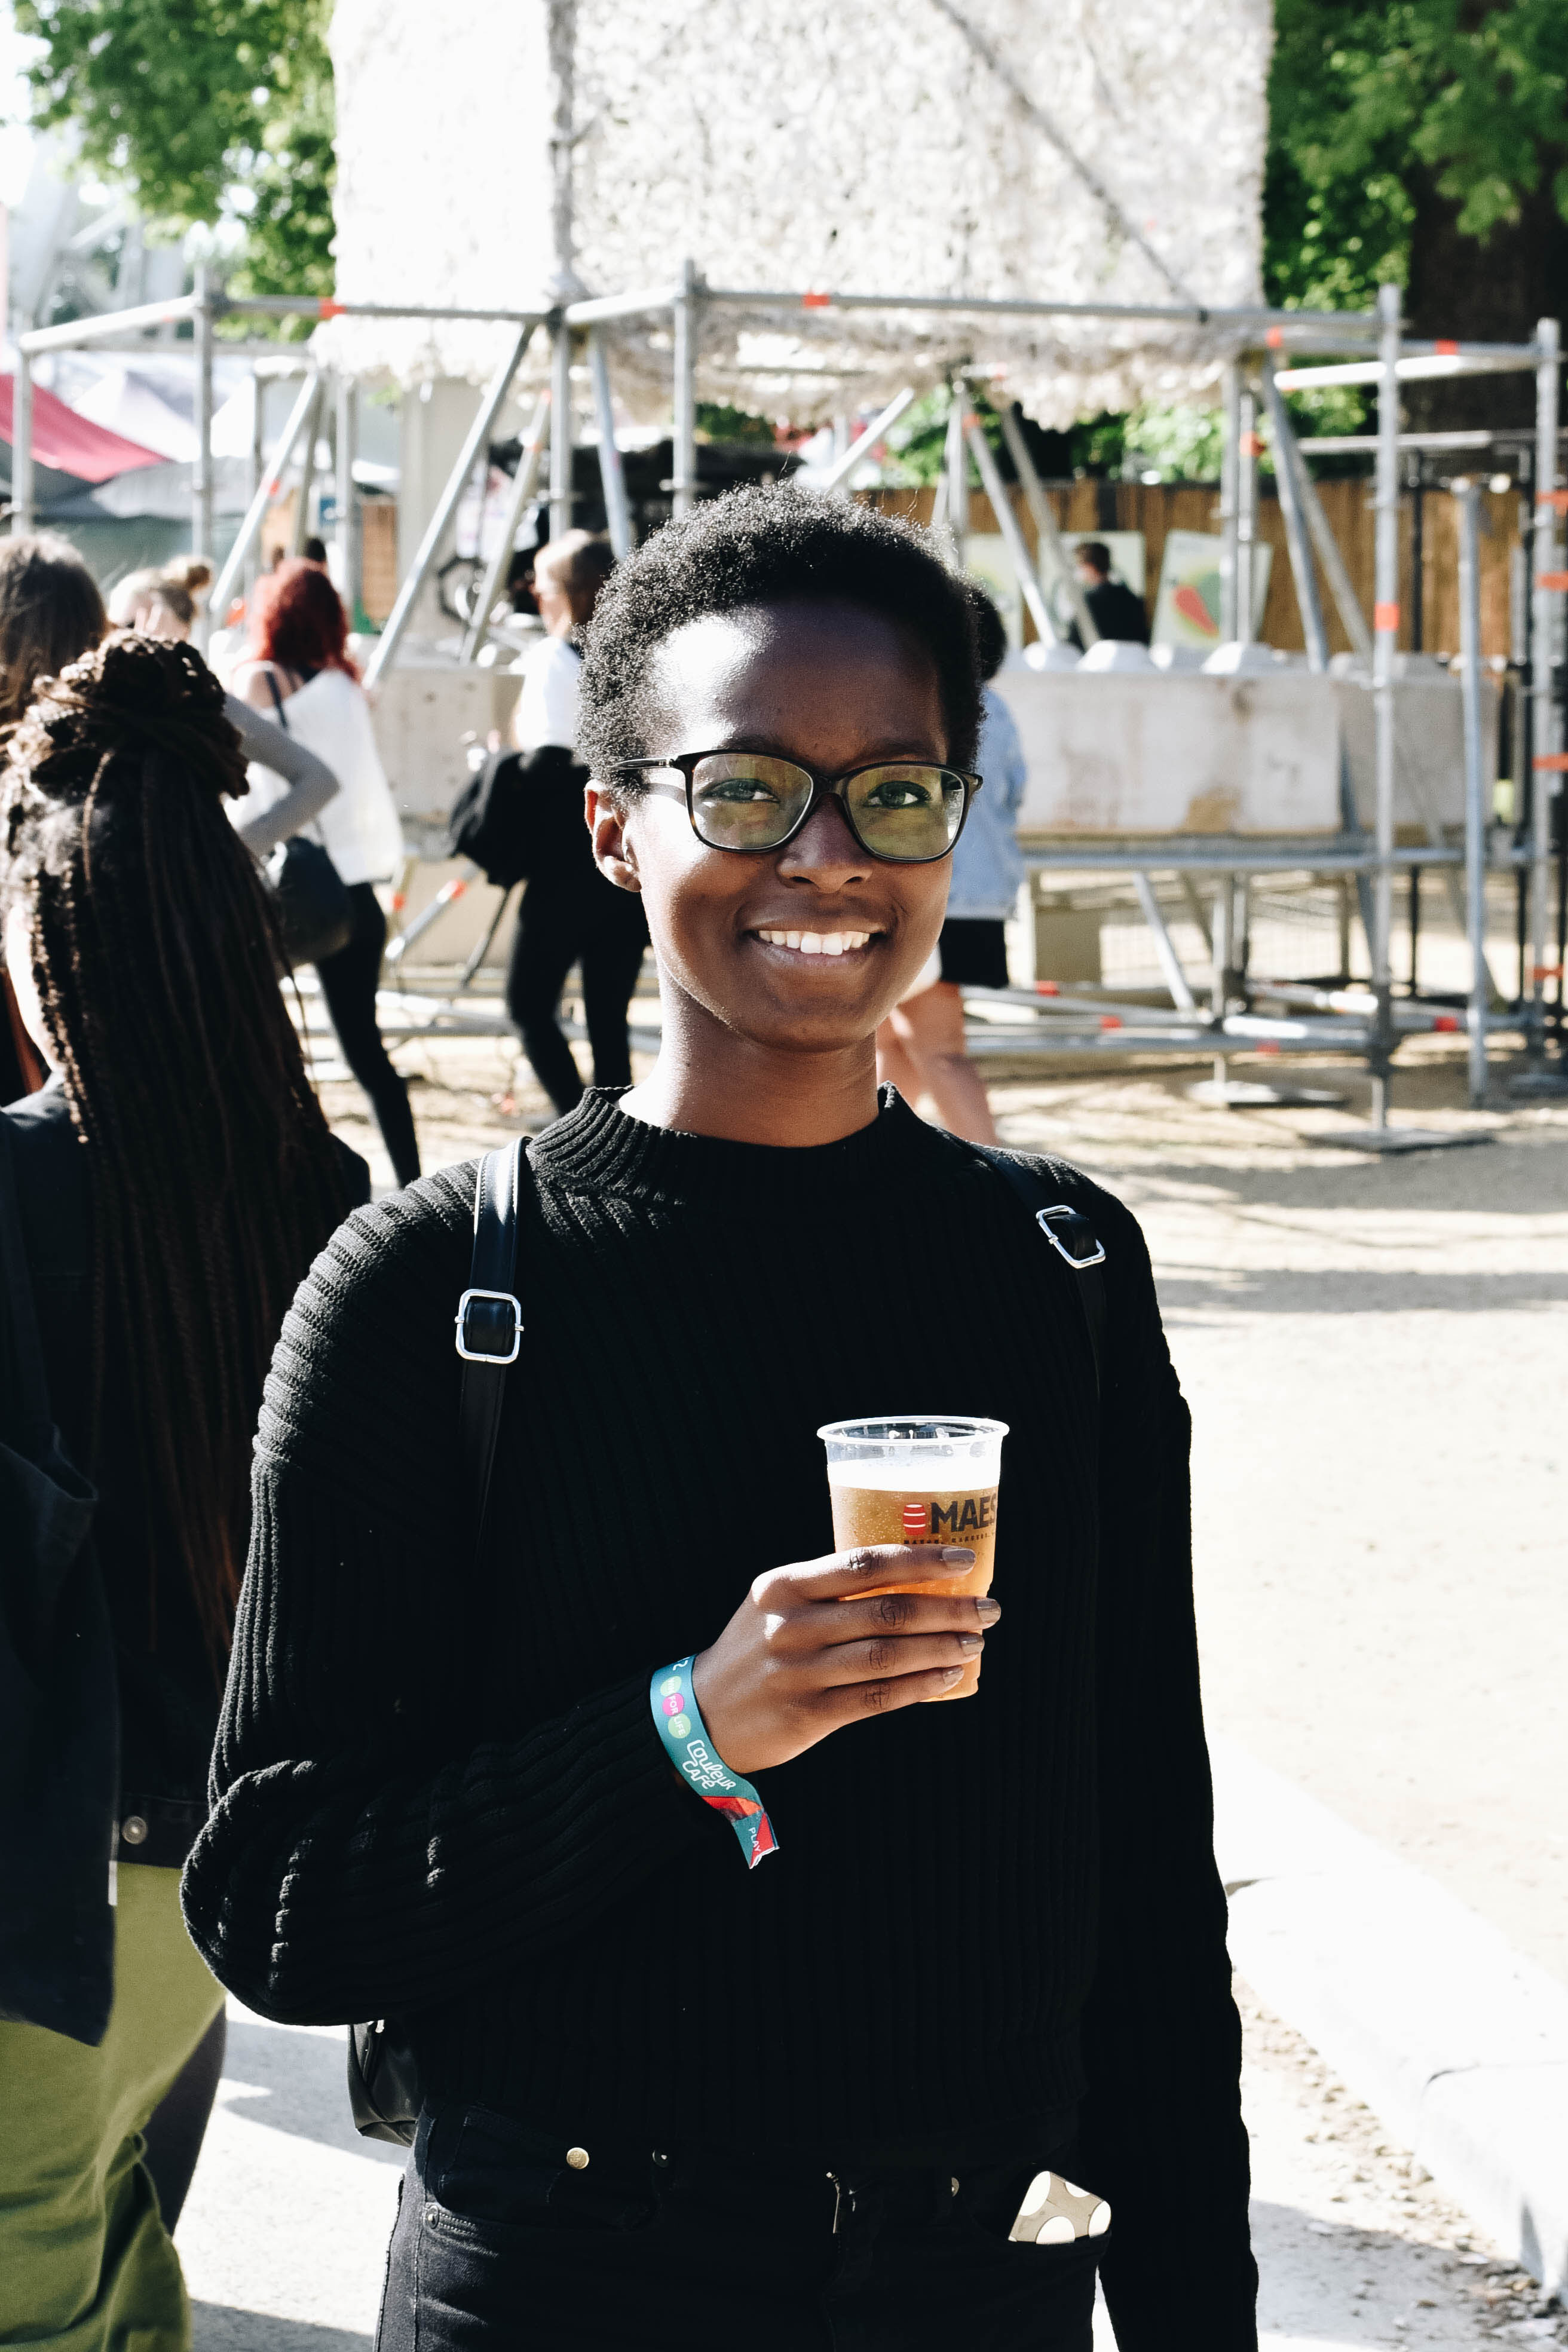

{"left": 957, "top": 1633, "right": 983, "bottom": 1652}
{"left": 976, "top": 1598, "right": 1001, "bottom": 1625}
{"left": 940, "top": 1547, "right": 976, "bottom": 1564}
{"left": 941, "top": 1666, "right": 964, "bottom": 1685}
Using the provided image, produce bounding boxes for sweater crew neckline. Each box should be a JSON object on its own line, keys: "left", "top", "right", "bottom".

{"left": 528, "top": 1083, "right": 959, "bottom": 1206}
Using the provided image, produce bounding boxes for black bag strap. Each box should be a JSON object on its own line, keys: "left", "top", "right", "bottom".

{"left": 455, "top": 1138, "right": 529, "bottom": 1558}
{"left": 261, "top": 667, "right": 290, "bottom": 732}
{"left": 965, "top": 1141, "right": 1107, "bottom": 1395}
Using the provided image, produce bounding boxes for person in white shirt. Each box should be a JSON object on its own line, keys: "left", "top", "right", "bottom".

{"left": 231, "top": 560, "right": 419, "bottom": 1185}
{"left": 504, "top": 531, "right": 648, "bottom": 1114}
{"left": 875, "top": 585, "right": 1027, "bottom": 1144}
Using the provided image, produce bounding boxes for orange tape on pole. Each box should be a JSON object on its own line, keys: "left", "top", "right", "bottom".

{"left": 1537, "top": 490, "right": 1568, "bottom": 513}
{"left": 1374, "top": 601, "right": 1400, "bottom": 632}
{"left": 1533, "top": 753, "right": 1568, "bottom": 771}
{"left": 801, "top": 291, "right": 832, "bottom": 310}
{"left": 1537, "top": 571, "right": 1568, "bottom": 592}
{"left": 1434, "top": 338, "right": 1460, "bottom": 356}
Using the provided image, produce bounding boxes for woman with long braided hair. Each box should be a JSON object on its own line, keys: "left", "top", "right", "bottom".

{"left": 0, "top": 633, "right": 361, "bottom": 2351}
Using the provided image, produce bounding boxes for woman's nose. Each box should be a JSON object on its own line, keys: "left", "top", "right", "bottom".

{"left": 775, "top": 795, "right": 872, "bottom": 881}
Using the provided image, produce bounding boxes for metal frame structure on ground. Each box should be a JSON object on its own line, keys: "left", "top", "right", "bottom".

{"left": 10, "top": 268, "right": 1563, "bottom": 1129}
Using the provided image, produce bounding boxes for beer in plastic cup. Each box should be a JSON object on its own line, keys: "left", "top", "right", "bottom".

{"left": 816, "top": 1416, "right": 1008, "bottom": 1699}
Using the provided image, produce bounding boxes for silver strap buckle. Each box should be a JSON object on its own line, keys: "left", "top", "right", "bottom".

{"left": 1035, "top": 1205, "right": 1107, "bottom": 1270}
{"left": 455, "top": 1287, "right": 523, "bottom": 1364}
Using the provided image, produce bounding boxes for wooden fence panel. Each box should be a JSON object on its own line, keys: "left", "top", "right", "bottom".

{"left": 865, "top": 475, "right": 1522, "bottom": 662}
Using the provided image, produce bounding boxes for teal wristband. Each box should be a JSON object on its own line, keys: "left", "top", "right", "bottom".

{"left": 650, "top": 1657, "right": 779, "bottom": 1870}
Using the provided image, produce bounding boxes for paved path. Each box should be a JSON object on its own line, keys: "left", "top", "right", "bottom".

{"left": 987, "top": 1047, "right": 1568, "bottom": 1990}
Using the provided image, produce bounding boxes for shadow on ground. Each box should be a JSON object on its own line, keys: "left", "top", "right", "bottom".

{"left": 193, "top": 2309, "right": 370, "bottom": 2351}
{"left": 219, "top": 2014, "right": 405, "bottom": 2167}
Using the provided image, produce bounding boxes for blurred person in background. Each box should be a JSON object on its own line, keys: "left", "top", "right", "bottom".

{"left": 106, "top": 558, "right": 212, "bottom": 642}
{"left": 1066, "top": 542, "right": 1149, "bottom": 649}
{"left": 0, "top": 533, "right": 106, "bottom": 1103}
{"left": 232, "top": 557, "right": 419, "bottom": 1185}
{"left": 504, "top": 529, "right": 648, "bottom": 1116}
{"left": 876, "top": 583, "right": 1025, "bottom": 1145}
{"left": 0, "top": 635, "right": 362, "bottom": 2351}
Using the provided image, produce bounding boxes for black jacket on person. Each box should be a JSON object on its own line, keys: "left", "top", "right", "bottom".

{"left": 1068, "top": 577, "right": 1151, "bottom": 649}
{"left": 183, "top": 1086, "right": 1257, "bottom": 2349}
{"left": 0, "top": 1082, "right": 368, "bottom": 2038}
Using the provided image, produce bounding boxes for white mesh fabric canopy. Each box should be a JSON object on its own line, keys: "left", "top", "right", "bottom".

{"left": 325, "top": 0, "right": 1272, "bottom": 425}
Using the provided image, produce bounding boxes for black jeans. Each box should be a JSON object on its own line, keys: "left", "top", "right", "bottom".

{"left": 315, "top": 883, "right": 421, "bottom": 1186}
{"left": 376, "top": 2105, "right": 1098, "bottom": 2351}
{"left": 504, "top": 869, "right": 648, "bottom": 1117}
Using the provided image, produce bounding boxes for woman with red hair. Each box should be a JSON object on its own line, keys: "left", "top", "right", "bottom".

{"left": 234, "top": 559, "right": 419, "bottom": 1184}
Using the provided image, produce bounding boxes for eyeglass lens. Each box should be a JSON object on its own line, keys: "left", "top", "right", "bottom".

{"left": 688, "top": 754, "right": 966, "bottom": 862}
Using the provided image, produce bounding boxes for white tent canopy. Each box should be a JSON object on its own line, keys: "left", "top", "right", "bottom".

{"left": 324, "top": 0, "right": 1272, "bottom": 425}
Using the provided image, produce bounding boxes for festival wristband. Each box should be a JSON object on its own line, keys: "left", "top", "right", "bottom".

{"left": 650, "top": 1657, "right": 779, "bottom": 1870}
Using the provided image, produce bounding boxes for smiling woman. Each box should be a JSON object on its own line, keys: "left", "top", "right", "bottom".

{"left": 184, "top": 488, "right": 1255, "bottom": 2352}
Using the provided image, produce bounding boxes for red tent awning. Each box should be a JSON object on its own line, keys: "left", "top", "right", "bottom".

{"left": 0, "top": 374, "right": 164, "bottom": 483}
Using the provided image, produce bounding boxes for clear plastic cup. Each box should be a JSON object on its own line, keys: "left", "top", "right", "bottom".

{"left": 816, "top": 1416, "right": 1009, "bottom": 1699}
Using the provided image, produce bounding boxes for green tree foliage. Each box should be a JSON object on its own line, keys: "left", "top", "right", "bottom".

{"left": 14, "top": 0, "right": 334, "bottom": 317}
{"left": 1264, "top": 0, "right": 1568, "bottom": 314}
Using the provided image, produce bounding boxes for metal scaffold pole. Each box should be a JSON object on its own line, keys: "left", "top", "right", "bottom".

{"left": 1218, "top": 362, "right": 1241, "bottom": 640}
{"left": 671, "top": 258, "right": 700, "bottom": 520}
{"left": 1236, "top": 373, "right": 1259, "bottom": 645}
{"left": 587, "top": 329, "right": 632, "bottom": 558}
{"left": 963, "top": 406, "right": 1058, "bottom": 648}
{"left": 1263, "top": 361, "right": 1328, "bottom": 670}
{"left": 549, "top": 323, "right": 574, "bottom": 541}
{"left": 1370, "top": 282, "right": 1403, "bottom": 1131}
{"left": 335, "top": 375, "right": 359, "bottom": 614}
{"left": 12, "top": 350, "right": 33, "bottom": 534}
{"left": 208, "top": 366, "right": 321, "bottom": 633}
{"left": 999, "top": 405, "right": 1097, "bottom": 645}
{"left": 364, "top": 323, "right": 537, "bottom": 688}
{"left": 193, "top": 264, "right": 215, "bottom": 644}
{"left": 1456, "top": 477, "right": 1490, "bottom": 1106}
{"left": 1527, "top": 317, "right": 1563, "bottom": 1076}
{"left": 462, "top": 390, "right": 550, "bottom": 663}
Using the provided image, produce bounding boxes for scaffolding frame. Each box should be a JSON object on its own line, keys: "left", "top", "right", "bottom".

{"left": 8, "top": 267, "right": 1563, "bottom": 1123}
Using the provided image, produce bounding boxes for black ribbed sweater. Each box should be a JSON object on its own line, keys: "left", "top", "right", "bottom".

{"left": 183, "top": 1088, "right": 1255, "bottom": 2347}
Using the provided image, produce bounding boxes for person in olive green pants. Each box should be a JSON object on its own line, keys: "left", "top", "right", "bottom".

{"left": 0, "top": 1870, "right": 224, "bottom": 2351}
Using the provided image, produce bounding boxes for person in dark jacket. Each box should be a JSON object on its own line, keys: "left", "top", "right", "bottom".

{"left": 0, "top": 636, "right": 360, "bottom": 2348}
{"left": 183, "top": 491, "right": 1255, "bottom": 2351}
{"left": 503, "top": 529, "right": 649, "bottom": 1114}
{"left": 1067, "top": 541, "right": 1150, "bottom": 648}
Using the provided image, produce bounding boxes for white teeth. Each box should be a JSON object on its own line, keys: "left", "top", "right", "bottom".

{"left": 756, "top": 927, "right": 875, "bottom": 954}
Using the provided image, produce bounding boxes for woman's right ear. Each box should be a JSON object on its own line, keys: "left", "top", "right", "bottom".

{"left": 586, "top": 783, "right": 642, "bottom": 893}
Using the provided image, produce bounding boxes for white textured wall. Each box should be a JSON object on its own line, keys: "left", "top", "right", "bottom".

{"left": 326, "top": 0, "right": 1272, "bottom": 424}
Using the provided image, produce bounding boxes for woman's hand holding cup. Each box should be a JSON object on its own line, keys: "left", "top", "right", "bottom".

{"left": 690, "top": 1546, "right": 999, "bottom": 1776}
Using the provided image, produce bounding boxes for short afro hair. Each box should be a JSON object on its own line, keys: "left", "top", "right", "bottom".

{"left": 577, "top": 487, "right": 981, "bottom": 788}
{"left": 964, "top": 581, "right": 1009, "bottom": 683}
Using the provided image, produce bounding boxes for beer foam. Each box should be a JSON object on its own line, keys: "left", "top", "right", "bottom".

{"left": 826, "top": 1455, "right": 1001, "bottom": 1490}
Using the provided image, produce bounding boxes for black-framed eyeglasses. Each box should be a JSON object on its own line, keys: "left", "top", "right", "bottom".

{"left": 612, "top": 751, "right": 983, "bottom": 864}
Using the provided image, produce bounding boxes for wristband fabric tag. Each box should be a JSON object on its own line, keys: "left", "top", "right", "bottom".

{"left": 650, "top": 1656, "right": 779, "bottom": 1869}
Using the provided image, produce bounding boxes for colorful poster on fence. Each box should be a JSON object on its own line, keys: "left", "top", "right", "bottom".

{"left": 1152, "top": 529, "right": 1270, "bottom": 650}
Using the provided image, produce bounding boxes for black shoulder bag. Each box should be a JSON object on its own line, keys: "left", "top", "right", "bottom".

{"left": 346, "top": 1137, "right": 1105, "bottom": 2140}
{"left": 347, "top": 1138, "right": 531, "bottom": 2143}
